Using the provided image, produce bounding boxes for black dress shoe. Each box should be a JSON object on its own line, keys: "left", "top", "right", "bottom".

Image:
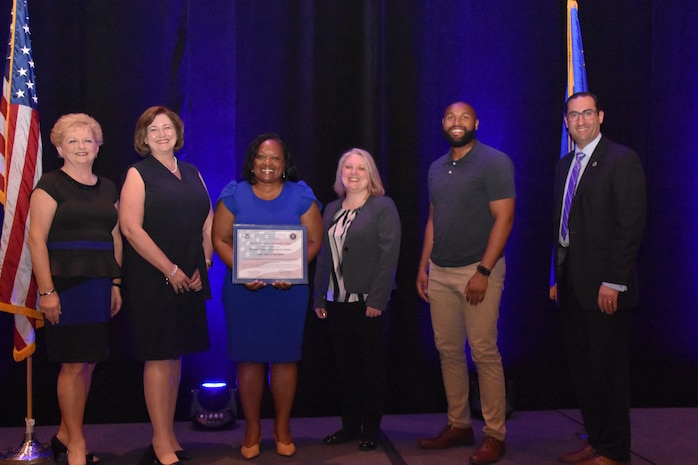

{"left": 51, "top": 435, "right": 101, "bottom": 463}
{"left": 323, "top": 429, "right": 359, "bottom": 445}
{"left": 141, "top": 444, "right": 183, "bottom": 465}
{"left": 175, "top": 450, "right": 190, "bottom": 461}
{"left": 358, "top": 440, "right": 377, "bottom": 451}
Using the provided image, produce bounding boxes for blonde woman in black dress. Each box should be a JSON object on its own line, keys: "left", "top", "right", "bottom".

{"left": 29, "top": 113, "right": 122, "bottom": 465}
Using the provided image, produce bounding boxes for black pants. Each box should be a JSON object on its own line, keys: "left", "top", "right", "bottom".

{"left": 326, "top": 300, "right": 387, "bottom": 441}
{"left": 559, "top": 283, "right": 631, "bottom": 462}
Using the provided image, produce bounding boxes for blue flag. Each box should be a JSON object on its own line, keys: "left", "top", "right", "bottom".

{"left": 560, "top": 0, "right": 588, "bottom": 156}
{"left": 552, "top": 0, "right": 589, "bottom": 289}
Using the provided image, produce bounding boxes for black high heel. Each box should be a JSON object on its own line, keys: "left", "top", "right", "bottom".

{"left": 51, "top": 435, "right": 101, "bottom": 463}
{"left": 140, "top": 444, "right": 183, "bottom": 465}
{"left": 50, "top": 436, "right": 66, "bottom": 461}
{"left": 175, "top": 449, "right": 190, "bottom": 461}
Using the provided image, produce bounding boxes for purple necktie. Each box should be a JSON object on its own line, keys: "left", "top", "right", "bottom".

{"left": 561, "top": 152, "right": 585, "bottom": 241}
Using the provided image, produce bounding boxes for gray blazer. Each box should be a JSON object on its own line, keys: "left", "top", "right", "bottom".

{"left": 313, "top": 195, "right": 401, "bottom": 311}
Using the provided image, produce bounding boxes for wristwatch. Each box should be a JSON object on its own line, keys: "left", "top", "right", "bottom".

{"left": 476, "top": 264, "right": 491, "bottom": 277}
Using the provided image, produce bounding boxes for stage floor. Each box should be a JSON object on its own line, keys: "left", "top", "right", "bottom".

{"left": 1, "top": 408, "right": 694, "bottom": 464}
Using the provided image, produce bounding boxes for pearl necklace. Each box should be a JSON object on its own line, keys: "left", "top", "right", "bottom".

{"left": 168, "top": 157, "right": 178, "bottom": 173}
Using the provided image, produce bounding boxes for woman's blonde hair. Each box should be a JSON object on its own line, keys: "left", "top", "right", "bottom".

{"left": 50, "top": 113, "right": 103, "bottom": 148}
{"left": 333, "top": 148, "right": 385, "bottom": 197}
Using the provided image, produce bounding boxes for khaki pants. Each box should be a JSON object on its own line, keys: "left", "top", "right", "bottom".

{"left": 427, "top": 258, "right": 507, "bottom": 441}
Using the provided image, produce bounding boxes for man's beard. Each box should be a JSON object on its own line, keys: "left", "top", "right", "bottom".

{"left": 443, "top": 127, "right": 476, "bottom": 147}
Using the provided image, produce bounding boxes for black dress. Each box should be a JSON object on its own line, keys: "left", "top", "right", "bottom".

{"left": 34, "top": 169, "right": 121, "bottom": 363}
{"left": 121, "top": 155, "right": 210, "bottom": 360}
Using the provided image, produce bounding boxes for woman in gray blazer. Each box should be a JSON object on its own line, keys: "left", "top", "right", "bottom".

{"left": 313, "top": 148, "right": 401, "bottom": 451}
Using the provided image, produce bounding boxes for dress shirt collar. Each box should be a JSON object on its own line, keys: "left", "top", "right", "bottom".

{"left": 575, "top": 133, "right": 602, "bottom": 158}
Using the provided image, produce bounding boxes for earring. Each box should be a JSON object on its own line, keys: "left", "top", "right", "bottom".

{"left": 282, "top": 172, "right": 287, "bottom": 179}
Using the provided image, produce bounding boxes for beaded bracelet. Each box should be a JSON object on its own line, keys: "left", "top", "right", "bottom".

{"left": 39, "top": 289, "right": 56, "bottom": 297}
{"left": 165, "top": 264, "right": 178, "bottom": 284}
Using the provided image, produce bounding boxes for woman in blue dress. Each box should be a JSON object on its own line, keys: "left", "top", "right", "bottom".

{"left": 212, "top": 133, "right": 322, "bottom": 459}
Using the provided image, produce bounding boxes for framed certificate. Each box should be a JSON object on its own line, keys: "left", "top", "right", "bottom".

{"left": 233, "top": 224, "right": 308, "bottom": 284}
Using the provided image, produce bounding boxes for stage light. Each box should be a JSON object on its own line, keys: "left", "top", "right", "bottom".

{"left": 190, "top": 382, "right": 237, "bottom": 429}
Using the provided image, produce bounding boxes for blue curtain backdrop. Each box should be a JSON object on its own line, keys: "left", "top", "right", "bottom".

{"left": 1, "top": 0, "right": 696, "bottom": 425}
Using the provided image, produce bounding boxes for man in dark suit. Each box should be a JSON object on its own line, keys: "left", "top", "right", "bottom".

{"left": 551, "top": 92, "right": 646, "bottom": 465}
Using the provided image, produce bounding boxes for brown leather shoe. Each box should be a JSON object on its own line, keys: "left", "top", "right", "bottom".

{"left": 576, "top": 455, "right": 630, "bottom": 465}
{"left": 418, "top": 424, "right": 474, "bottom": 449}
{"left": 558, "top": 443, "right": 595, "bottom": 464}
{"left": 469, "top": 436, "right": 505, "bottom": 465}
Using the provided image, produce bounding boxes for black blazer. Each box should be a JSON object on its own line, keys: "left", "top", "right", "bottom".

{"left": 553, "top": 136, "right": 646, "bottom": 310}
{"left": 313, "top": 195, "right": 401, "bottom": 312}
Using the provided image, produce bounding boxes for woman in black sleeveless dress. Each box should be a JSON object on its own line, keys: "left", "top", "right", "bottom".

{"left": 120, "top": 106, "right": 213, "bottom": 465}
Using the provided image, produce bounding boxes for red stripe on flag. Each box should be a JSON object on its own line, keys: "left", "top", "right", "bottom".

{"left": 0, "top": 92, "right": 6, "bottom": 192}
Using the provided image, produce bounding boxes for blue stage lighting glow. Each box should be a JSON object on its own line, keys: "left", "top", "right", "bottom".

{"left": 201, "top": 382, "right": 228, "bottom": 389}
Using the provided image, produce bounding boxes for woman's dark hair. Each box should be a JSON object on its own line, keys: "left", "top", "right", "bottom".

{"left": 241, "top": 132, "right": 299, "bottom": 184}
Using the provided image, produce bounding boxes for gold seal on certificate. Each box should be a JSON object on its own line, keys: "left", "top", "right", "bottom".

{"left": 233, "top": 224, "right": 308, "bottom": 284}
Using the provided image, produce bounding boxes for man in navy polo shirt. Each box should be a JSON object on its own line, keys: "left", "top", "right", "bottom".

{"left": 416, "top": 101, "right": 516, "bottom": 465}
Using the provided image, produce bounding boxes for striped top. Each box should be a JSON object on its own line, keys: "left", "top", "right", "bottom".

{"left": 326, "top": 207, "right": 367, "bottom": 303}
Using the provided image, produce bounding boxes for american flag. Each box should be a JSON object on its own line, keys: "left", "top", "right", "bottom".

{"left": 0, "top": 0, "right": 43, "bottom": 362}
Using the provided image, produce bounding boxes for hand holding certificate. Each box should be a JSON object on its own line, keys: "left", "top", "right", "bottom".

{"left": 233, "top": 224, "right": 308, "bottom": 284}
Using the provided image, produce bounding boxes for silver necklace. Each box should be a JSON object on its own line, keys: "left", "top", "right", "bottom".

{"left": 168, "top": 157, "right": 178, "bottom": 173}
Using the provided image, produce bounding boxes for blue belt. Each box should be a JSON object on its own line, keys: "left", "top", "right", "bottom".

{"left": 47, "top": 241, "right": 113, "bottom": 250}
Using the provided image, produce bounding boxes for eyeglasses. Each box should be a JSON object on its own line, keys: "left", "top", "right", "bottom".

{"left": 566, "top": 109, "right": 597, "bottom": 121}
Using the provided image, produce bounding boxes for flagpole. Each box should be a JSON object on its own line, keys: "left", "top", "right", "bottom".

{"left": 0, "top": 358, "right": 52, "bottom": 464}
{"left": 27, "top": 355, "right": 33, "bottom": 420}
{"left": 567, "top": 0, "right": 575, "bottom": 99}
